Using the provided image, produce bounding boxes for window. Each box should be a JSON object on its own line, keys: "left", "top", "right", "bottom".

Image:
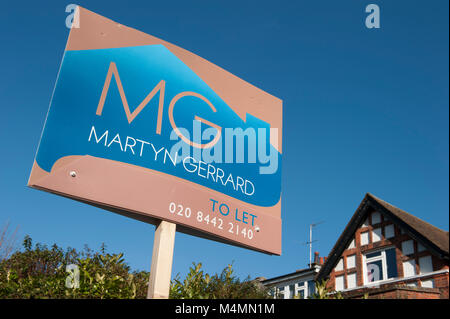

{"left": 402, "top": 240, "right": 414, "bottom": 255}
{"left": 288, "top": 285, "right": 295, "bottom": 299}
{"left": 366, "top": 259, "right": 383, "bottom": 282}
{"left": 307, "top": 280, "right": 315, "bottom": 297}
{"left": 364, "top": 247, "right": 398, "bottom": 284}
{"left": 294, "top": 281, "right": 314, "bottom": 299}
{"left": 335, "top": 275, "right": 344, "bottom": 291}
{"left": 361, "top": 231, "right": 369, "bottom": 245}
{"left": 371, "top": 212, "right": 381, "bottom": 225}
{"left": 372, "top": 228, "right": 382, "bottom": 242}
{"left": 366, "top": 250, "right": 381, "bottom": 259}
{"left": 385, "top": 224, "right": 395, "bottom": 238}
{"left": 403, "top": 259, "right": 416, "bottom": 277}
{"left": 347, "top": 255, "right": 356, "bottom": 269}
{"left": 296, "top": 282, "right": 306, "bottom": 299}
{"left": 335, "top": 258, "right": 344, "bottom": 271}
{"left": 419, "top": 256, "right": 433, "bottom": 274}
{"left": 347, "top": 273, "right": 357, "bottom": 289}
{"left": 421, "top": 279, "right": 434, "bottom": 288}
{"left": 385, "top": 249, "right": 398, "bottom": 278}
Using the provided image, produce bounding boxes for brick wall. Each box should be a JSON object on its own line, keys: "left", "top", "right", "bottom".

{"left": 433, "top": 272, "right": 449, "bottom": 299}
{"left": 341, "top": 285, "right": 441, "bottom": 299}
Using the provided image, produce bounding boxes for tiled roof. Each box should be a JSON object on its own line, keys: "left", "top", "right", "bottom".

{"left": 368, "top": 193, "right": 449, "bottom": 255}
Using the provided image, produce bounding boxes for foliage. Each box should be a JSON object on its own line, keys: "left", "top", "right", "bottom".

{"left": 169, "top": 262, "right": 271, "bottom": 299}
{"left": 1, "top": 236, "right": 271, "bottom": 299}
{"left": 309, "top": 279, "right": 344, "bottom": 299}
{"left": 0, "top": 236, "right": 148, "bottom": 299}
{"left": 0, "top": 221, "right": 18, "bottom": 261}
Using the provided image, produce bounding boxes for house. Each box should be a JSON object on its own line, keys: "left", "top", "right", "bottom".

{"left": 261, "top": 252, "right": 323, "bottom": 299}
{"left": 316, "top": 193, "right": 449, "bottom": 299}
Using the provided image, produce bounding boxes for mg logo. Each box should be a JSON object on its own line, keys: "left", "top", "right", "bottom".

{"left": 96, "top": 62, "right": 222, "bottom": 149}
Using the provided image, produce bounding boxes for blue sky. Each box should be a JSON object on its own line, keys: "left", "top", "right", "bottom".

{"left": 0, "top": 0, "right": 448, "bottom": 280}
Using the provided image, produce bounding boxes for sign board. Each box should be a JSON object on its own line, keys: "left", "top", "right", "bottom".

{"left": 28, "top": 6, "right": 283, "bottom": 255}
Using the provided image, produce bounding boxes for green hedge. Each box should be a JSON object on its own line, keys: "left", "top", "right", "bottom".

{"left": 0, "top": 236, "right": 270, "bottom": 299}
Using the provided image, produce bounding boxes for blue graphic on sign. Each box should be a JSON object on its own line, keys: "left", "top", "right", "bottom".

{"left": 36, "top": 45, "right": 281, "bottom": 207}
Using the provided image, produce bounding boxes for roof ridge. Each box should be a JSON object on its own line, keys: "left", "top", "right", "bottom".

{"left": 367, "top": 193, "right": 448, "bottom": 233}
{"left": 366, "top": 193, "right": 449, "bottom": 255}
{"left": 367, "top": 193, "right": 448, "bottom": 235}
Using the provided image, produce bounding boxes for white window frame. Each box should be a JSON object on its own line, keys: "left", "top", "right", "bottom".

{"left": 362, "top": 246, "right": 396, "bottom": 285}
{"left": 306, "top": 280, "right": 316, "bottom": 297}
{"left": 295, "top": 282, "right": 306, "bottom": 299}
{"left": 296, "top": 287, "right": 306, "bottom": 299}
{"left": 287, "top": 284, "right": 296, "bottom": 299}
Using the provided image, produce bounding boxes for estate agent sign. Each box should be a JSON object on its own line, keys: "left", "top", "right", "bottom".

{"left": 28, "top": 6, "right": 283, "bottom": 255}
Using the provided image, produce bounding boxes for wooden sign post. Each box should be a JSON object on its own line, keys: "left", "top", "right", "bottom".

{"left": 147, "top": 221, "right": 176, "bottom": 299}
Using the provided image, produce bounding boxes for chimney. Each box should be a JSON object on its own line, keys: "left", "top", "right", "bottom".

{"left": 319, "top": 257, "right": 324, "bottom": 265}
{"left": 314, "top": 251, "right": 320, "bottom": 264}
